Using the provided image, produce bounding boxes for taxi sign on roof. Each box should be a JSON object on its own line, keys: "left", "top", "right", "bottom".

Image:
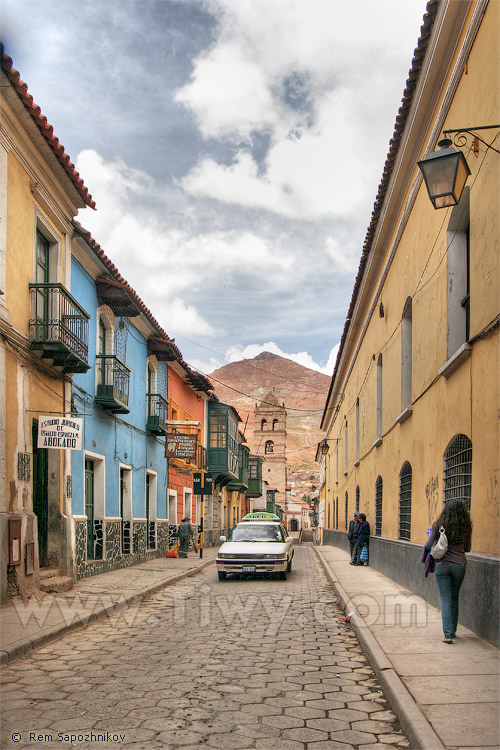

{"left": 243, "top": 512, "right": 280, "bottom": 521}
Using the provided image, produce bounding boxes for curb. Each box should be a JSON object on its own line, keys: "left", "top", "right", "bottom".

{"left": 0, "top": 557, "right": 215, "bottom": 665}
{"left": 314, "top": 547, "right": 445, "bottom": 750}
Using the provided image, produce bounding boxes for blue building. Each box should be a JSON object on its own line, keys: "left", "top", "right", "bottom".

{"left": 69, "top": 222, "right": 212, "bottom": 578}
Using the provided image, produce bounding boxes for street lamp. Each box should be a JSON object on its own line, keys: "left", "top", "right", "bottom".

{"left": 418, "top": 125, "right": 499, "bottom": 209}
{"left": 320, "top": 440, "right": 329, "bottom": 456}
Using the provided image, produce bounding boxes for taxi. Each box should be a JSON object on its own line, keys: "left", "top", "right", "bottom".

{"left": 216, "top": 520, "right": 294, "bottom": 581}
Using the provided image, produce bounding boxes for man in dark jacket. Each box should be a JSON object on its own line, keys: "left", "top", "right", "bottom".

{"left": 352, "top": 513, "right": 370, "bottom": 565}
{"left": 347, "top": 512, "right": 360, "bottom": 561}
{"left": 178, "top": 517, "right": 194, "bottom": 558}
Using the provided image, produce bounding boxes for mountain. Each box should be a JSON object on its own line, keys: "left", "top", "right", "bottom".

{"left": 209, "top": 352, "right": 330, "bottom": 473}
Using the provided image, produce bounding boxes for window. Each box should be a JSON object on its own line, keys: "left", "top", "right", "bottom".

{"left": 444, "top": 435, "right": 472, "bottom": 512}
{"left": 168, "top": 490, "right": 177, "bottom": 525}
{"left": 209, "top": 413, "right": 226, "bottom": 448}
{"left": 272, "top": 419, "right": 278, "bottom": 431}
{"left": 375, "top": 476, "right": 383, "bottom": 536}
{"left": 355, "top": 485, "right": 360, "bottom": 513}
{"left": 447, "top": 189, "right": 470, "bottom": 357}
{"left": 377, "top": 354, "right": 383, "bottom": 437}
{"left": 399, "top": 462, "right": 412, "bottom": 541}
{"left": 344, "top": 493, "right": 348, "bottom": 530}
{"left": 344, "top": 421, "right": 348, "bottom": 474}
{"left": 401, "top": 298, "right": 412, "bottom": 410}
{"left": 355, "top": 399, "right": 360, "bottom": 463}
{"left": 335, "top": 497, "right": 339, "bottom": 529}
{"left": 184, "top": 488, "right": 192, "bottom": 521}
{"left": 261, "top": 419, "right": 267, "bottom": 430}
{"left": 265, "top": 440, "right": 274, "bottom": 454}
{"left": 327, "top": 502, "right": 331, "bottom": 528}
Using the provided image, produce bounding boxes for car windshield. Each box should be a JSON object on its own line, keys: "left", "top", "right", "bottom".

{"left": 226, "top": 524, "right": 285, "bottom": 543}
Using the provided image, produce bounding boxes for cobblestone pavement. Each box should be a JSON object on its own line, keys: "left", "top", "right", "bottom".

{"left": 1, "top": 547, "right": 410, "bottom": 750}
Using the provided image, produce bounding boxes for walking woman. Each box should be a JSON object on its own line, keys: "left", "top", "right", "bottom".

{"left": 425, "top": 499, "right": 472, "bottom": 643}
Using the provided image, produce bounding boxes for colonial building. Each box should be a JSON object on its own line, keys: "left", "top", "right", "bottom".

{"left": 0, "top": 47, "right": 95, "bottom": 601}
{"left": 320, "top": 0, "right": 499, "bottom": 644}
{"left": 253, "top": 391, "right": 287, "bottom": 501}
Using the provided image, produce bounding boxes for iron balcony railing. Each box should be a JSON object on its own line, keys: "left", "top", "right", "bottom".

{"left": 29, "top": 283, "right": 90, "bottom": 371}
{"left": 95, "top": 355, "right": 131, "bottom": 413}
{"left": 146, "top": 393, "right": 169, "bottom": 435}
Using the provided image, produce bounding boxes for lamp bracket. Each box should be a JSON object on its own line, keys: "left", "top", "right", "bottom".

{"left": 443, "top": 125, "right": 500, "bottom": 155}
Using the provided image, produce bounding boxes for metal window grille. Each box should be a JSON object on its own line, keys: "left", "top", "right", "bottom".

{"left": 375, "top": 476, "right": 383, "bottom": 536}
{"left": 355, "top": 485, "right": 360, "bottom": 513}
{"left": 444, "top": 435, "right": 472, "bottom": 511}
{"left": 399, "top": 462, "right": 412, "bottom": 541}
{"left": 344, "top": 495, "right": 348, "bottom": 530}
{"left": 114, "top": 317, "right": 129, "bottom": 361}
{"left": 328, "top": 504, "right": 331, "bottom": 528}
{"left": 335, "top": 498, "right": 339, "bottom": 529}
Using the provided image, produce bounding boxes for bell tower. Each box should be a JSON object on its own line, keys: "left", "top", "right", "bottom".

{"left": 253, "top": 391, "right": 287, "bottom": 500}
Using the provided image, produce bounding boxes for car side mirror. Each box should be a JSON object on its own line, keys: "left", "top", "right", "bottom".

{"left": 219, "top": 535, "right": 226, "bottom": 542}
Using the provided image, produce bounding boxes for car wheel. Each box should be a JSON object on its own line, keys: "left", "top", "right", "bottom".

{"left": 287, "top": 557, "right": 292, "bottom": 573}
{"left": 280, "top": 569, "right": 288, "bottom": 580}
{"left": 218, "top": 571, "right": 227, "bottom": 581}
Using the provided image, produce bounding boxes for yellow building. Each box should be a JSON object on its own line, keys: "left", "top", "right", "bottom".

{"left": 0, "top": 48, "right": 95, "bottom": 602}
{"left": 320, "top": 0, "right": 499, "bottom": 644}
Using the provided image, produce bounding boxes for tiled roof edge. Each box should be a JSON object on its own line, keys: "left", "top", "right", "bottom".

{"left": 1, "top": 43, "right": 96, "bottom": 210}
{"left": 72, "top": 221, "right": 214, "bottom": 394}
{"left": 322, "top": 0, "right": 439, "bottom": 428}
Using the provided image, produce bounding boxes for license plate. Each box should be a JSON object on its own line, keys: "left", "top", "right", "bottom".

{"left": 242, "top": 566, "right": 256, "bottom": 573}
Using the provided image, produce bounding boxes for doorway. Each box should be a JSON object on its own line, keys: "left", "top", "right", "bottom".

{"left": 290, "top": 518, "right": 298, "bottom": 532}
{"left": 32, "top": 420, "right": 48, "bottom": 567}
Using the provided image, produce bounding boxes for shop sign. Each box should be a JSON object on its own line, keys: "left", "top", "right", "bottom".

{"left": 165, "top": 432, "right": 198, "bottom": 460}
{"left": 38, "top": 417, "right": 83, "bottom": 450}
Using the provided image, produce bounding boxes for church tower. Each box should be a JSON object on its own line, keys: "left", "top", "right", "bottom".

{"left": 253, "top": 391, "right": 287, "bottom": 500}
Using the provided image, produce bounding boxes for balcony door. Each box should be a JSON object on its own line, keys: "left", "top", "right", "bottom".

{"left": 34, "top": 231, "right": 50, "bottom": 340}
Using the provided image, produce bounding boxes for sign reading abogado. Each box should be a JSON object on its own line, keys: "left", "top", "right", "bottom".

{"left": 165, "top": 432, "right": 198, "bottom": 460}
{"left": 38, "top": 417, "right": 83, "bottom": 450}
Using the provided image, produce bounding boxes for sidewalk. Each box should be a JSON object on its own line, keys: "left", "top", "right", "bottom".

{"left": 315, "top": 544, "right": 500, "bottom": 750}
{"left": 0, "top": 547, "right": 218, "bottom": 664}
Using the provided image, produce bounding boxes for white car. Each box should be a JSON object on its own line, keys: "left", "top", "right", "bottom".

{"left": 216, "top": 521, "right": 294, "bottom": 581}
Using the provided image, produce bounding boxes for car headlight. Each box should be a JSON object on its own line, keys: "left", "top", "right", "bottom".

{"left": 218, "top": 553, "right": 237, "bottom": 559}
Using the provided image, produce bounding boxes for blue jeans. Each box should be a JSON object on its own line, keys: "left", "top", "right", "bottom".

{"left": 434, "top": 561, "right": 466, "bottom": 638}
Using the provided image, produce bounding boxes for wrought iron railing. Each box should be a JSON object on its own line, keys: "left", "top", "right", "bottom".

{"left": 95, "top": 355, "right": 131, "bottom": 409}
{"left": 29, "top": 283, "right": 90, "bottom": 364}
{"left": 146, "top": 393, "right": 169, "bottom": 433}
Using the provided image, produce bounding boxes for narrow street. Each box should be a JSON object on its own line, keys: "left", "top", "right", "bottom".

{"left": 1, "top": 547, "right": 409, "bottom": 749}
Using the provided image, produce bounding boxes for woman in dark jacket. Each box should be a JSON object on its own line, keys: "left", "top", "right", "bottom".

{"left": 425, "top": 499, "right": 472, "bottom": 643}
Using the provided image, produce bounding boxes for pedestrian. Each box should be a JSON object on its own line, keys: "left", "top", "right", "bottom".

{"left": 177, "top": 516, "right": 194, "bottom": 558}
{"left": 425, "top": 499, "right": 472, "bottom": 643}
{"left": 347, "top": 512, "right": 360, "bottom": 561}
{"left": 351, "top": 513, "right": 370, "bottom": 565}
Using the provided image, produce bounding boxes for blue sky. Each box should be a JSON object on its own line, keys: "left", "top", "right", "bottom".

{"left": 2, "top": 0, "right": 427, "bottom": 375}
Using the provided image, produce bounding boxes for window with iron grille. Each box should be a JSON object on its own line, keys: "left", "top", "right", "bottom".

{"left": 355, "top": 485, "right": 360, "bottom": 513}
{"left": 399, "top": 462, "right": 412, "bottom": 541}
{"left": 344, "top": 494, "right": 348, "bottom": 530}
{"left": 335, "top": 497, "right": 339, "bottom": 529}
{"left": 328, "top": 503, "right": 331, "bottom": 528}
{"left": 444, "top": 434, "right": 472, "bottom": 511}
{"left": 375, "top": 476, "right": 383, "bottom": 536}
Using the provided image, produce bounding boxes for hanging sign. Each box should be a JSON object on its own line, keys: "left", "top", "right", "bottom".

{"left": 165, "top": 432, "right": 198, "bottom": 460}
{"left": 38, "top": 417, "right": 83, "bottom": 450}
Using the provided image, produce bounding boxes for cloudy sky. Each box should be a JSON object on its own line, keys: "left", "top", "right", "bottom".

{"left": 3, "top": 0, "right": 426, "bottom": 375}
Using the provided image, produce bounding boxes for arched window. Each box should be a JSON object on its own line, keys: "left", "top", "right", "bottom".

{"left": 327, "top": 503, "right": 331, "bottom": 529}
{"left": 264, "top": 440, "right": 274, "bottom": 454}
{"left": 272, "top": 419, "right": 278, "bottom": 431}
{"left": 261, "top": 419, "right": 267, "bottom": 431}
{"left": 399, "top": 462, "right": 412, "bottom": 540}
{"left": 401, "top": 297, "right": 412, "bottom": 411}
{"left": 375, "top": 476, "right": 383, "bottom": 536}
{"left": 355, "top": 485, "right": 360, "bottom": 513}
{"left": 444, "top": 435, "right": 472, "bottom": 512}
{"left": 335, "top": 497, "right": 339, "bottom": 529}
{"left": 377, "top": 354, "right": 383, "bottom": 437}
{"left": 355, "top": 399, "right": 360, "bottom": 462}
{"left": 344, "top": 421, "right": 348, "bottom": 474}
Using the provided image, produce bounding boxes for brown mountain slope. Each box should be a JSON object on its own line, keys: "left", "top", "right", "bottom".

{"left": 209, "top": 352, "right": 330, "bottom": 472}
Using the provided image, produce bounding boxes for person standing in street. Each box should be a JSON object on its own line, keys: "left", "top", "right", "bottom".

{"left": 425, "top": 499, "right": 472, "bottom": 643}
{"left": 177, "top": 516, "right": 194, "bottom": 558}
{"left": 347, "top": 512, "right": 360, "bottom": 562}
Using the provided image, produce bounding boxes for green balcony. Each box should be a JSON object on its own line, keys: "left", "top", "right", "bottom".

{"left": 227, "top": 444, "right": 250, "bottom": 493}
{"left": 246, "top": 456, "right": 263, "bottom": 498}
{"left": 206, "top": 402, "right": 240, "bottom": 484}
{"left": 146, "top": 393, "right": 169, "bottom": 435}
{"left": 95, "top": 355, "right": 130, "bottom": 413}
{"left": 29, "top": 283, "right": 90, "bottom": 374}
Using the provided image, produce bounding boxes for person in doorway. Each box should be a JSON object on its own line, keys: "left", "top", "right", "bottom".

{"left": 425, "top": 499, "right": 472, "bottom": 643}
{"left": 352, "top": 513, "right": 370, "bottom": 565}
{"left": 347, "top": 512, "right": 360, "bottom": 562}
{"left": 177, "top": 516, "right": 194, "bottom": 558}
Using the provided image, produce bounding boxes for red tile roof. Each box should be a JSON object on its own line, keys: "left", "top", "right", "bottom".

{"left": 72, "top": 221, "right": 214, "bottom": 394}
{"left": 1, "top": 44, "right": 96, "bottom": 210}
{"left": 321, "top": 1, "right": 438, "bottom": 428}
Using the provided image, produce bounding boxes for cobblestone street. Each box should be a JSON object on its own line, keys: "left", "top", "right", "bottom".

{"left": 1, "top": 547, "right": 410, "bottom": 749}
